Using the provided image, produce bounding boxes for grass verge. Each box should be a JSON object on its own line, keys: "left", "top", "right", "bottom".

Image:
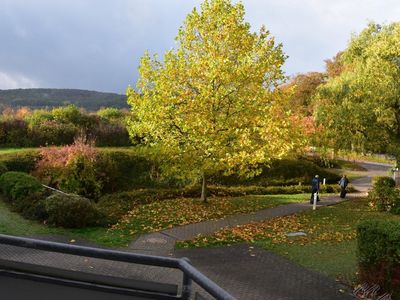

{"left": 0, "top": 148, "right": 38, "bottom": 155}
{"left": 337, "top": 151, "right": 395, "bottom": 165}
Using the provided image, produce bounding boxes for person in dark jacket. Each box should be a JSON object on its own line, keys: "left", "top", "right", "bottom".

{"left": 339, "top": 175, "right": 349, "bottom": 198}
{"left": 310, "top": 175, "right": 320, "bottom": 204}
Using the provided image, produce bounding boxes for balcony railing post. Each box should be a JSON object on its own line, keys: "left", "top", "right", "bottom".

{"left": 182, "top": 271, "right": 193, "bottom": 300}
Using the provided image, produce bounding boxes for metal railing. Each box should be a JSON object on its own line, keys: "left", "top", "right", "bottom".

{"left": 0, "top": 234, "right": 235, "bottom": 300}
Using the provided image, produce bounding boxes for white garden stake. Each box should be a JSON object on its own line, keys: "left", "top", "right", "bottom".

{"left": 313, "top": 192, "right": 318, "bottom": 210}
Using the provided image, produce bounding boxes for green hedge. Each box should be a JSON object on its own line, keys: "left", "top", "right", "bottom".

{"left": 0, "top": 150, "right": 40, "bottom": 173}
{"left": 210, "top": 158, "right": 341, "bottom": 186}
{"left": 0, "top": 171, "right": 44, "bottom": 202}
{"left": 357, "top": 219, "right": 400, "bottom": 298}
{"left": 368, "top": 176, "right": 400, "bottom": 212}
{"left": 0, "top": 171, "right": 46, "bottom": 220}
{"left": 42, "top": 193, "right": 99, "bottom": 228}
{"left": 373, "top": 176, "right": 396, "bottom": 188}
{"left": 208, "top": 183, "right": 346, "bottom": 197}
{"left": 96, "top": 149, "right": 157, "bottom": 192}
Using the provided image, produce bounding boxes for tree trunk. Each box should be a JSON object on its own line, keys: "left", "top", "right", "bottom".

{"left": 200, "top": 173, "right": 208, "bottom": 203}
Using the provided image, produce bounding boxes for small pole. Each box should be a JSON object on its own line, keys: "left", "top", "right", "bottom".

{"left": 323, "top": 178, "right": 326, "bottom": 185}
{"left": 313, "top": 192, "right": 318, "bottom": 210}
{"left": 41, "top": 184, "right": 69, "bottom": 195}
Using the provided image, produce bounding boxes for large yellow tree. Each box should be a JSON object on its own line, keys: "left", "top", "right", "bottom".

{"left": 127, "top": 0, "right": 304, "bottom": 201}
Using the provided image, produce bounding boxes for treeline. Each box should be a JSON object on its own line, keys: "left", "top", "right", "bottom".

{"left": 0, "top": 88, "right": 129, "bottom": 111}
{"left": 0, "top": 105, "right": 132, "bottom": 147}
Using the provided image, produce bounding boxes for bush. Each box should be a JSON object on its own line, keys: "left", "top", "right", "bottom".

{"left": 59, "top": 154, "right": 102, "bottom": 200}
{"left": 43, "top": 193, "right": 99, "bottom": 228}
{"left": 368, "top": 176, "right": 400, "bottom": 212}
{"left": 357, "top": 219, "right": 400, "bottom": 298}
{"left": 0, "top": 171, "right": 43, "bottom": 202}
{"left": 35, "top": 140, "right": 102, "bottom": 199}
{"left": 373, "top": 176, "right": 396, "bottom": 188}
{"left": 12, "top": 191, "right": 48, "bottom": 220}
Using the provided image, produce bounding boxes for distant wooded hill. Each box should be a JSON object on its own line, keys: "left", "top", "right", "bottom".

{"left": 0, "top": 88, "right": 129, "bottom": 111}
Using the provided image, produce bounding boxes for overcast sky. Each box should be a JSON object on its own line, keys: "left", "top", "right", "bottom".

{"left": 0, "top": 0, "right": 399, "bottom": 94}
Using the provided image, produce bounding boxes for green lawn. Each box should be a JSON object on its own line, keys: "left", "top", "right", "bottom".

{"left": 0, "top": 148, "right": 38, "bottom": 155}
{"left": 269, "top": 240, "right": 357, "bottom": 284}
{"left": 334, "top": 159, "right": 367, "bottom": 171}
{"left": 337, "top": 151, "right": 395, "bottom": 165}
{"left": 177, "top": 197, "right": 400, "bottom": 286}
{"left": 0, "top": 194, "right": 309, "bottom": 247}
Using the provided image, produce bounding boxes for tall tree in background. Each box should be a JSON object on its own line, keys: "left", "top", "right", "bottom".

{"left": 324, "top": 51, "right": 344, "bottom": 78}
{"left": 284, "top": 72, "right": 325, "bottom": 116}
{"left": 127, "top": 0, "right": 304, "bottom": 201}
{"left": 315, "top": 22, "right": 400, "bottom": 161}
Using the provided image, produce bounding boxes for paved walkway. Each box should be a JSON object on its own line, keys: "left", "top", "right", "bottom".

{"left": 0, "top": 160, "right": 391, "bottom": 299}
{"left": 175, "top": 244, "right": 352, "bottom": 300}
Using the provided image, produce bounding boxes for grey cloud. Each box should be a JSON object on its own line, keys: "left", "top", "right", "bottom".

{"left": 0, "top": 0, "right": 399, "bottom": 92}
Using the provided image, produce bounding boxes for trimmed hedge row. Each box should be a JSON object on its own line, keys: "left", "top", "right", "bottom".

{"left": 208, "top": 183, "right": 347, "bottom": 197}
{"left": 211, "top": 158, "right": 341, "bottom": 186}
{"left": 357, "top": 219, "right": 400, "bottom": 298}
{"left": 0, "top": 150, "right": 39, "bottom": 173}
{"left": 96, "top": 149, "right": 157, "bottom": 192}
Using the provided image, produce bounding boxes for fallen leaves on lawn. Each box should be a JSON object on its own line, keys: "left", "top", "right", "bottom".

{"left": 107, "top": 196, "right": 286, "bottom": 236}
{"left": 178, "top": 213, "right": 357, "bottom": 248}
